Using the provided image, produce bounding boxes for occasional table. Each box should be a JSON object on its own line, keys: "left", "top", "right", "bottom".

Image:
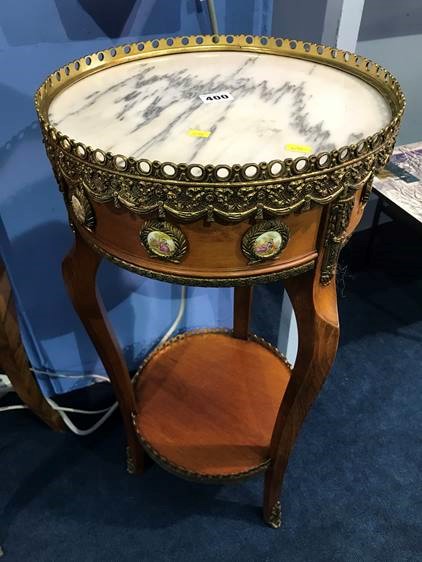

{"left": 35, "top": 35, "right": 404, "bottom": 527}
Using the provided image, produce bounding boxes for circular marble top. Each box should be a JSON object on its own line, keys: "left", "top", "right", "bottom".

{"left": 49, "top": 50, "right": 392, "bottom": 166}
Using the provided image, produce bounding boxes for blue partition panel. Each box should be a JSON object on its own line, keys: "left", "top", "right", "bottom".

{"left": 0, "top": 0, "right": 278, "bottom": 395}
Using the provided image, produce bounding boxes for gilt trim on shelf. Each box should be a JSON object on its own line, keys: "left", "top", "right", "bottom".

{"left": 131, "top": 328, "right": 291, "bottom": 483}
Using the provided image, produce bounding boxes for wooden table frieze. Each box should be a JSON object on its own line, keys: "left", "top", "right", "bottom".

{"left": 35, "top": 35, "right": 404, "bottom": 527}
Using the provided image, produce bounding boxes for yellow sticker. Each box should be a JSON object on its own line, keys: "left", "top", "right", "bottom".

{"left": 285, "top": 143, "right": 313, "bottom": 154}
{"left": 187, "top": 129, "right": 212, "bottom": 138}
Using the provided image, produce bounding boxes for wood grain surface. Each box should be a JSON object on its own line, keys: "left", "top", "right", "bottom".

{"left": 134, "top": 332, "right": 291, "bottom": 477}
{"left": 0, "top": 262, "right": 64, "bottom": 431}
{"left": 75, "top": 201, "right": 321, "bottom": 280}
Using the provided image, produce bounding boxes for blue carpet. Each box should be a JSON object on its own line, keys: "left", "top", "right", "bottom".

{"left": 1, "top": 222, "right": 421, "bottom": 561}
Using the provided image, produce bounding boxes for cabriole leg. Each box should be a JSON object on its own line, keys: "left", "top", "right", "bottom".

{"left": 263, "top": 268, "right": 340, "bottom": 527}
{"left": 62, "top": 233, "right": 145, "bottom": 474}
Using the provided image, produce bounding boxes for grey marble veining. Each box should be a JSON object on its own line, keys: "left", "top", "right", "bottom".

{"left": 49, "top": 51, "right": 392, "bottom": 165}
{"left": 374, "top": 143, "right": 422, "bottom": 223}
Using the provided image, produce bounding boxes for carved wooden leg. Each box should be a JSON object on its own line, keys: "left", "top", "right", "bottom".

{"left": 263, "top": 268, "right": 339, "bottom": 527}
{"left": 62, "top": 233, "right": 145, "bottom": 474}
{"left": 233, "top": 286, "right": 253, "bottom": 339}
{"left": 0, "top": 262, "right": 64, "bottom": 431}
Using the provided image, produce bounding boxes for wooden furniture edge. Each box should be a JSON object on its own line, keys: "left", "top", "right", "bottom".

{"left": 0, "top": 260, "right": 64, "bottom": 431}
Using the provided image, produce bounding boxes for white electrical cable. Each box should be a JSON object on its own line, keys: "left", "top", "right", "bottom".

{"left": 0, "top": 402, "right": 112, "bottom": 415}
{"left": 0, "top": 397, "right": 113, "bottom": 415}
{"left": 31, "top": 368, "right": 110, "bottom": 382}
{"left": 0, "top": 287, "right": 188, "bottom": 434}
{"left": 53, "top": 405, "right": 113, "bottom": 415}
{"left": 46, "top": 397, "right": 119, "bottom": 436}
{"left": 1, "top": 372, "right": 111, "bottom": 415}
{"left": 157, "top": 285, "right": 187, "bottom": 345}
{"left": 0, "top": 404, "right": 28, "bottom": 412}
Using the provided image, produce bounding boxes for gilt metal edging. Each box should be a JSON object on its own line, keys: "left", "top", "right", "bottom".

{"left": 35, "top": 34, "right": 404, "bottom": 223}
{"left": 131, "top": 328, "right": 291, "bottom": 483}
{"left": 45, "top": 138, "right": 397, "bottom": 223}
{"left": 79, "top": 233, "right": 316, "bottom": 287}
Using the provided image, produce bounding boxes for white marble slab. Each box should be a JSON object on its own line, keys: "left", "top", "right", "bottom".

{"left": 49, "top": 51, "right": 392, "bottom": 165}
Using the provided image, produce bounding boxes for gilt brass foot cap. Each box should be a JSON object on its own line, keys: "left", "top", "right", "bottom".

{"left": 266, "top": 500, "right": 282, "bottom": 529}
{"left": 126, "top": 446, "right": 136, "bottom": 475}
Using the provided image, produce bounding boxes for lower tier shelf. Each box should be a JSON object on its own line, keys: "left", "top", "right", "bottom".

{"left": 133, "top": 330, "right": 291, "bottom": 481}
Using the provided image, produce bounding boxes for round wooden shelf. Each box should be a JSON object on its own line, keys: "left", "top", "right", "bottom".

{"left": 133, "top": 330, "right": 291, "bottom": 481}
